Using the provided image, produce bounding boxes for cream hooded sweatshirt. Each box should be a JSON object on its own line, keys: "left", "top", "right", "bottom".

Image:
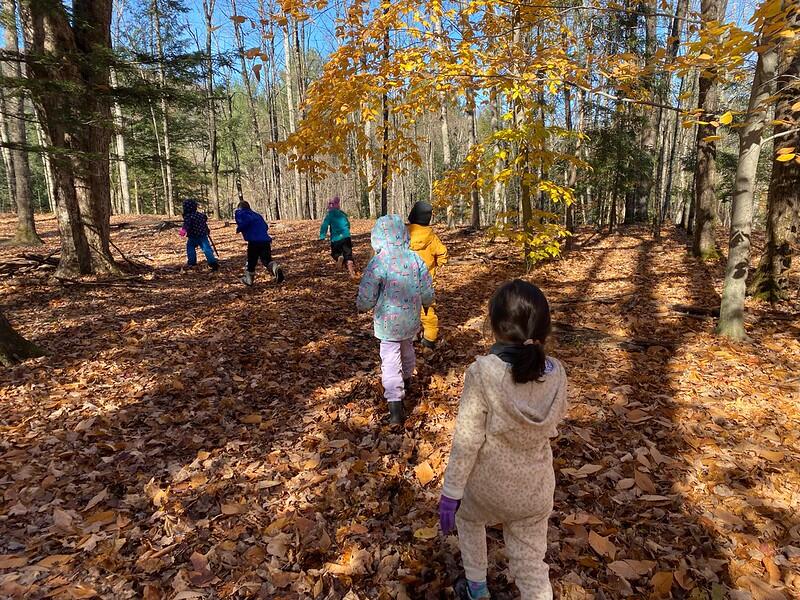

{"left": 442, "top": 354, "right": 568, "bottom": 524}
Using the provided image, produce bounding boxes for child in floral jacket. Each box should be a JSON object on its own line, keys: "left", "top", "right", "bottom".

{"left": 356, "top": 215, "right": 434, "bottom": 425}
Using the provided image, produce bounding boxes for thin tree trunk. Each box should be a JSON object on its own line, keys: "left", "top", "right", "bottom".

{"left": 283, "top": 21, "right": 303, "bottom": 219}
{"left": 1, "top": 0, "right": 40, "bottom": 244}
{"left": 147, "top": 98, "right": 169, "bottom": 213}
{"left": 109, "top": 66, "right": 131, "bottom": 214}
{"left": 230, "top": 0, "right": 270, "bottom": 218}
{"left": 467, "top": 88, "right": 480, "bottom": 229}
{"left": 0, "top": 89, "right": 16, "bottom": 210}
{"left": 433, "top": 14, "right": 454, "bottom": 227}
{"left": 718, "top": 44, "right": 778, "bottom": 339}
{"left": 203, "top": 0, "right": 220, "bottom": 219}
{"left": 152, "top": 0, "right": 174, "bottom": 216}
{"left": 692, "top": 0, "right": 728, "bottom": 258}
{"left": 379, "top": 5, "right": 389, "bottom": 217}
{"left": 749, "top": 46, "right": 800, "bottom": 302}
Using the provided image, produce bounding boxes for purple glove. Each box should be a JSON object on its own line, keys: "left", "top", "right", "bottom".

{"left": 439, "top": 495, "right": 460, "bottom": 535}
{"left": 179, "top": 227, "right": 187, "bottom": 238}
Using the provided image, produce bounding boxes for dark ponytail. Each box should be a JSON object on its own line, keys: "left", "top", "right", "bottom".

{"left": 489, "top": 280, "right": 551, "bottom": 384}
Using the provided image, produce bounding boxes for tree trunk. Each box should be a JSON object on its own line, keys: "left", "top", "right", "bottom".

{"left": 634, "top": 0, "right": 658, "bottom": 223}
{"left": 259, "top": 0, "right": 282, "bottom": 221}
{"left": 467, "top": 88, "right": 480, "bottom": 229}
{"left": 379, "top": 6, "right": 389, "bottom": 217}
{"left": 109, "top": 67, "right": 131, "bottom": 214}
{"left": 203, "top": 0, "right": 221, "bottom": 219}
{"left": 749, "top": 48, "right": 800, "bottom": 302}
{"left": 33, "top": 117, "right": 55, "bottom": 212}
{"left": 717, "top": 42, "right": 778, "bottom": 339}
{"left": 230, "top": 0, "right": 270, "bottom": 218}
{"left": 1, "top": 0, "right": 41, "bottom": 244}
{"left": 563, "top": 85, "right": 584, "bottom": 251}
{"left": 152, "top": 0, "right": 174, "bottom": 217}
{"left": 692, "top": 0, "right": 728, "bottom": 258}
{"left": 283, "top": 21, "right": 303, "bottom": 219}
{"left": 0, "top": 310, "right": 43, "bottom": 366}
{"left": 433, "top": 14, "right": 454, "bottom": 227}
{"left": 20, "top": 0, "right": 117, "bottom": 276}
{"left": 0, "top": 89, "right": 17, "bottom": 210}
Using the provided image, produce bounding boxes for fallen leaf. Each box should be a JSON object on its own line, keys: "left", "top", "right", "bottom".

{"left": 588, "top": 531, "right": 617, "bottom": 560}
{"left": 413, "top": 526, "right": 438, "bottom": 540}
{"left": 414, "top": 461, "right": 435, "bottom": 485}
{"left": 652, "top": 571, "right": 673, "bottom": 597}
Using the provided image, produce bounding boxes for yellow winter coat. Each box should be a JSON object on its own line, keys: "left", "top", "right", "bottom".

{"left": 407, "top": 224, "right": 448, "bottom": 281}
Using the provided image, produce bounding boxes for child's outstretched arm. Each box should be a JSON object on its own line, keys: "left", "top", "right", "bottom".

{"left": 319, "top": 213, "right": 331, "bottom": 240}
{"left": 442, "top": 365, "right": 488, "bottom": 501}
{"left": 356, "top": 257, "right": 382, "bottom": 312}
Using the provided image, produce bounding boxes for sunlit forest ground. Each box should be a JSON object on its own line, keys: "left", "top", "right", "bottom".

{"left": 0, "top": 214, "right": 798, "bottom": 599}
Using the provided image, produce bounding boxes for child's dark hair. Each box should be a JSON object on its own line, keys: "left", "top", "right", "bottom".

{"left": 238, "top": 200, "right": 251, "bottom": 210}
{"left": 489, "top": 279, "right": 551, "bottom": 384}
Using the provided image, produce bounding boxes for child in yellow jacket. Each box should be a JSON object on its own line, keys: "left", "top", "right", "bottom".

{"left": 407, "top": 201, "right": 448, "bottom": 349}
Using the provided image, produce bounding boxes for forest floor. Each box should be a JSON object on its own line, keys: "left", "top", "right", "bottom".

{"left": 0, "top": 214, "right": 798, "bottom": 600}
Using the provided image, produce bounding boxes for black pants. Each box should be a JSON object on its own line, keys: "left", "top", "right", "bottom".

{"left": 246, "top": 241, "right": 273, "bottom": 272}
{"left": 330, "top": 237, "right": 354, "bottom": 263}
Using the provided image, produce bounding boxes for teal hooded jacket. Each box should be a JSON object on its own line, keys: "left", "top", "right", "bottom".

{"left": 357, "top": 215, "right": 435, "bottom": 341}
{"left": 319, "top": 208, "right": 351, "bottom": 242}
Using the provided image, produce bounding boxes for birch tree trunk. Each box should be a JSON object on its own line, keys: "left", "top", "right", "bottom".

{"left": 283, "top": 21, "right": 304, "bottom": 219}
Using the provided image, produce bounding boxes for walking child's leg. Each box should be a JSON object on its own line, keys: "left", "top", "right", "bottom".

{"left": 456, "top": 514, "right": 489, "bottom": 585}
{"left": 259, "top": 242, "right": 272, "bottom": 269}
{"left": 379, "top": 341, "right": 405, "bottom": 403}
{"left": 503, "top": 515, "right": 552, "bottom": 600}
{"left": 186, "top": 239, "right": 198, "bottom": 266}
{"left": 399, "top": 339, "right": 416, "bottom": 381}
{"left": 246, "top": 242, "right": 259, "bottom": 273}
{"left": 199, "top": 236, "right": 217, "bottom": 267}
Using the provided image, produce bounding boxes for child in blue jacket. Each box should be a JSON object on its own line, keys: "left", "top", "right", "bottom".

{"left": 234, "top": 201, "right": 285, "bottom": 286}
{"left": 319, "top": 196, "right": 356, "bottom": 278}
{"left": 357, "top": 215, "right": 434, "bottom": 425}
{"left": 182, "top": 199, "right": 219, "bottom": 271}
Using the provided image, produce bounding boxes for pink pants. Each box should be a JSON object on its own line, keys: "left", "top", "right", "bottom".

{"left": 379, "top": 339, "right": 416, "bottom": 402}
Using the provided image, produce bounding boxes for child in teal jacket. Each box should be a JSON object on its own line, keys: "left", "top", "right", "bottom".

{"left": 319, "top": 197, "right": 355, "bottom": 277}
{"left": 357, "top": 215, "right": 434, "bottom": 426}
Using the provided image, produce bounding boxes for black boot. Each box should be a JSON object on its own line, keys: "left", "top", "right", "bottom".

{"left": 388, "top": 401, "right": 405, "bottom": 426}
{"left": 454, "top": 577, "right": 490, "bottom": 600}
{"left": 421, "top": 338, "right": 436, "bottom": 350}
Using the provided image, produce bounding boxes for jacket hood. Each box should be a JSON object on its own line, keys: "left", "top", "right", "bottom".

{"left": 371, "top": 215, "right": 410, "bottom": 253}
{"left": 408, "top": 201, "right": 432, "bottom": 226}
{"left": 476, "top": 354, "right": 567, "bottom": 435}
{"left": 408, "top": 223, "right": 435, "bottom": 251}
{"left": 183, "top": 199, "right": 198, "bottom": 215}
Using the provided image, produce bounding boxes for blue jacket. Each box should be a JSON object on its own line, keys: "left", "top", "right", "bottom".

{"left": 357, "top": 215, "right": 434, "bottom": 341}
{"left": 235, "top": 207, "right": 272, "bottom": 243}
{"left": 182, "top": 199, "right": 209, "bottom": 239}
{"left": 319, "top": 209, "right": 351, "bottom": 243}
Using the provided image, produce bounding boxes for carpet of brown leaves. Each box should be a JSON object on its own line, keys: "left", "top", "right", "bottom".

{"left": 0, "top": 214, "right": 798, "bottom": 599}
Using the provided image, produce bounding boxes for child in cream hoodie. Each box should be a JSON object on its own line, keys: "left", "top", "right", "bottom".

{"left": 440, "top": 280, "right": 568, "bottom": 600}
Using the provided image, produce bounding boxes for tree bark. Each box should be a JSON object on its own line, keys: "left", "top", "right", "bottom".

{"left": 0, "top": 310, "right": 43, "bottom": 366}
{"left": 467, "top": 87, "right": 480, "bottom": 229}
{"left": 109, "top": 67, "right": 131, "bottom": 214}
{"left": 152, "top": 0, "right": 174, "bottom": 217}
{"left": 633, "top": 0, "right": 657, "bottom": 223}
{"left": 203, "top": 0, "right": 220, "bottom": 219}
{"left": 0, "top": 89, "right": 17, "bottom": 210}
{"left": 230, "top": 0, "right": 271, "bottom": 218}
{"left": 379, "top": 6, "right": 389, "bottom": 217}
{"left": 717, "top": 42, "right": 778, "bottom": 339}
{"left": 20, "top": 0, "right": 118, "bottom": 276}
{"left": 283, "top": 21, "right": 304, "bottom": 219}
{"left": 749, "top": 48, "right": 800, "bottom": 302}
{"left": 1, "top": 0, "right": 41, "bottom": 244}
{"left": 692, "top": 0, "right": 728, "bottom": 258}
{"left": 432, "top": 14, "right": 454, "bottom": 227}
